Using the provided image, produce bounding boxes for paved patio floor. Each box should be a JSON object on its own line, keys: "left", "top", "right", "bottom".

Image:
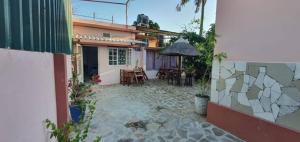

{"left": 87, "top": 80, "right": 244, "bottom": 142}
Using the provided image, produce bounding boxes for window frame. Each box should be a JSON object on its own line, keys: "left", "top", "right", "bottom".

{"left": 108, "top": 48, "right": 132, "bottom": 66}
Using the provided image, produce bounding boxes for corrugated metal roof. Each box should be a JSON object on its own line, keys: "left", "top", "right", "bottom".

{"left": 0, "top": 0, "right": 72, "bottom": 54}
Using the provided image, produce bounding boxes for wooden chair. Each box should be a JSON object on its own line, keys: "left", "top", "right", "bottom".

{"left": 133, "top": 67, "right": 145, "bottom": 85}
{"left": 167, "top": 70, "right": 174, "bottom": 85}
{"left": 120, "top": 69, "right": 133, "bottom": 86}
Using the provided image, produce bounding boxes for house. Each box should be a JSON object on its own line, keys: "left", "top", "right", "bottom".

{"left": 72, "top": 18, "right": 146, "bottom": 85}
{"left": 0, "top": 0, "right": 72, "bottom": 141}
{"left": 135, "top": 26, "right": 179, "bottom": 79}
{"left": 209, "top": 0, "right": 300, "bottom": 141}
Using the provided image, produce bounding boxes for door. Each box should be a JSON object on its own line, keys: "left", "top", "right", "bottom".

{"left": 82, "top": 46, "right": 98, "bottom": 82}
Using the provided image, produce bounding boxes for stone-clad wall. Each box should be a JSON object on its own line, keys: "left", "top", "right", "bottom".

{"left": 210, "top": 61, "right": 300, "bottom": 131}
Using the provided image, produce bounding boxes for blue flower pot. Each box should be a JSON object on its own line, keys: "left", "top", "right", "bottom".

{"left": 69, "top": 105, "right": 84, "bottom": 123}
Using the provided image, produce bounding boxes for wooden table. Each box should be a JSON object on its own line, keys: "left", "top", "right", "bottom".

{"left": 120, "top": 69, "right": 134, "bottom": 86}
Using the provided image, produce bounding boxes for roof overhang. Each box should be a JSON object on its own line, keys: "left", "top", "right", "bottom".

{"left": 73, "top": 18, "right": 139, "bottom": 33}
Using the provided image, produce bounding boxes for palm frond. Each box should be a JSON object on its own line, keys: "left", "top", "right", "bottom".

{"left": 176, "top": 0, "right": 190, "bottom": 11}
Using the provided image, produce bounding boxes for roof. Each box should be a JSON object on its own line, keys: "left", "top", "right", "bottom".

{"left": 136, "top": 26, "right": 179, "bottom": 36}
{"left": 73, "top": 18, "right": 139, "bottom": 33}
{"left": 160, "top": 38, "right": 200, "bottom": 56}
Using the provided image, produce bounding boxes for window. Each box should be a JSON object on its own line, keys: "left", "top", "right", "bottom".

{"left": 127, "top": 49, "right": 132, "bottom": 65}
{"left": 109, "top": 48, "right": 132, "bottom": 65}
{"left": 118, "top": 49, "right": 126, "bottom": 65}
{"left": 109, "top": 48, "right": 117, "bottom": 65}
{"left": 103, "top": 33, "right": 111, "bottom": 38}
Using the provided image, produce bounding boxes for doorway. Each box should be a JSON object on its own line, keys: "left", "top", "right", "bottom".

{"left": 82, "top": 46, "right": 98, "bottom": 82}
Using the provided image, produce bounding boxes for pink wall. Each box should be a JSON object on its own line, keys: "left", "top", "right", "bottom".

{"left": 0, "top": 49, "right": 57, "bottom": 142}
{"left": 215, "top": 0, "right": 300, "bottom": 63}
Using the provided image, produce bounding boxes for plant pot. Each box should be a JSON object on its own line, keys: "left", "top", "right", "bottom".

{"left": 194, "top": 95, "right": 209, "bottom": 115}
{"left": 69, "top": 105, "right": 85, "bottom": 123}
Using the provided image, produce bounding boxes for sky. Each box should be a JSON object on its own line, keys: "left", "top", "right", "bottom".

{"left": 73, "top": 0, "right": 217, "bottom": 33}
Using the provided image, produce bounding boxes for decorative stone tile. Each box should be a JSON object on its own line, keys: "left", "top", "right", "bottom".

{"left": 282, "top": 87, "right": 300, "bottom": 102}
{"left": 279, "top": 106, "right": 299, "bottom": 116}
{"left": 260, "top": 96, "right": 271, "bottom": 112}
{"left": 240, "top": 83, "right": 249, "bottom": 93}
{"left": 259, "top": 67, "right": 266, "bottom": 73}
{"left": 212, "top": 60, "right": 220, "bottom": 79}
{"left": 287, "top": 64, "right": 296, "bottom": 72}
{"left": 229, "top": 68, "right": 236, "bottom": 75}
{"left": 248, "top": 76, "right": 256, "bottom": 87}
{"left": 263, "top": 88, "right": 271, "bottom": 98}
{"left": 255, "top": 72, "right": 265, "bottom": 89}
{"left": 210, "top": 79, "right": 218, "bottom": 103}
{"left": 219, "top": 93, "right": 232, "bottom": 107}
{"left": 292, "top": 80, "right": 300, "bottom": 92}
{"left": 267, "top": 64, "right": 294, "bottom": 86}
{"left": 230, "top": 71, "right": 244, "bottom": 79}
{"left": 222, "top": 61, "right": 235, "bottom": 70}
{"left": 271, "top": 83, "right": 282, "bottom": 103}
{"left": 246, "top": 63, "right": 263, "bottom": 78}
{"left": 271, "top": 91, "right": 281, "bottom": 104}
{"left": 271, "top": 104, "right": 279, "bottom": 119}
{"left": 235, "top": 62, "right": 246, "bottom": 72}
{"left": 277, "top": 110, "right": 300, "bottom": 132}
{"left": 254, "top": 112, "right": 275, "bottom": 122}
{"left": 217, "top": 78, "right": 226, "bottom": 92}
{"left": 277, "top": 94, "right": 300, "bottom": 106}
{"left": 249, "top": 100, "right": 264, "bottom": 113}
{"left": 225, "top": 78, "right": 236, "bottom": 95}
{"left": 231, "top": 76, "right": 244, "bottom": 92}
{"left": 237, "top": 93, "right": 250, "bottom": 106}
{"left": 295, "top": 64, "right": 300, "bottom": 80}
{"left": 218, "top": 90, "right": 225, "bottom": 103}
{"left": 263, "top": 75, "right": 276, "bottom": 88}
{"left": 246, "top": 85, "right": 261, "bottom": 100}
{"left": 243, "top": 75, "right": 249, "bottom": 84}
{"left": 271, "top": 82, "right": 281, "bottom": 93}
{"left": 231, "top": 102, "right": 253, "bottom": 115}
{"left": 220, "top": 67, "right": 233, "bottom": 79}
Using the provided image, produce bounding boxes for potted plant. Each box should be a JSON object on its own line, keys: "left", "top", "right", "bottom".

{"left": 195, "top": 77, "right": 210, "bottom": 114}
{"left": 68, "top": 71, "right": 94, "bottom": 123}
{"left": 46, "top": 100, "right": 101, "bottom": 142}
{"left": 194, "top": 32, "right": 227, "bottom": 114}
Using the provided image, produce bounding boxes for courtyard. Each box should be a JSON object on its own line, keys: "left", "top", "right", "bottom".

{"left": 87, "top": 80, "right": 244, "bottom": 142}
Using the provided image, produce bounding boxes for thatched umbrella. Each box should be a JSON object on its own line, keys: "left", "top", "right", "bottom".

{"left": 160, "top": 37, "right": 199, "bottom": 71}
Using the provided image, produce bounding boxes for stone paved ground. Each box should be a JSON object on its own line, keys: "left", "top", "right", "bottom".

{"left": 87, "top": 80, "right": 244, "bottom": 142}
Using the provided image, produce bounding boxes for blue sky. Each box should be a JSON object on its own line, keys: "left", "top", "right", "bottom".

{"left": 73, "top": 0, "right": 217, "bottom": 33}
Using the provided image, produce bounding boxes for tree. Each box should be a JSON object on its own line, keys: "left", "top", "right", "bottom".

{"left": 176, "top": 0, "right": 207, "bottom": 36}
{"left": 149, "top": 20, "right": 160, "bottom": 30}
{"left": 132, "top": 19, "right": 160, "bottom": 30}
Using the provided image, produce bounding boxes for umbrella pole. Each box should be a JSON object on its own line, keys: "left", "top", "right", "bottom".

{"left": 179, "top": 56, "right": 182, "bottom": 71}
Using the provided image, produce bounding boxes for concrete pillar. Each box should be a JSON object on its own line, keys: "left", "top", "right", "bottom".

{"left": 53, "top": 53, "right": 69, "bottom": 128}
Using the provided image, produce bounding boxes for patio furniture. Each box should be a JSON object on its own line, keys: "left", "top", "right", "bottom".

{"left": 133, "top": 67, "right": 145, "bottom": 85}
{"left": 160, "top": 38, "right": 200, "bottom": 86}
{"left": 167, "top": 70, "right": 174, "bottom": 84}
{"left": 184, "top": 72, "right": 194, "bottom": 86}
{"left": 156, "top": 68, "right": 168, "bottom": 79}
{"left": 120, "top": 69, "right": 134, "bottom": 86}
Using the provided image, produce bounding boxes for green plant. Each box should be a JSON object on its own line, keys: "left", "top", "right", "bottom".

{"left": 68, "top": 70, "right": 95, "bottom": 110}
{"left": 46, "top": 100, "right": 101, "bottom": 142}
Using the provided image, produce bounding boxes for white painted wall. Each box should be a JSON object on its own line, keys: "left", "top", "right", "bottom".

{"left": 98, "top": 47, "right": 143, "bottom": 85}
{"left": 0, "top": 49, "right": 57, "bottom": 142}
